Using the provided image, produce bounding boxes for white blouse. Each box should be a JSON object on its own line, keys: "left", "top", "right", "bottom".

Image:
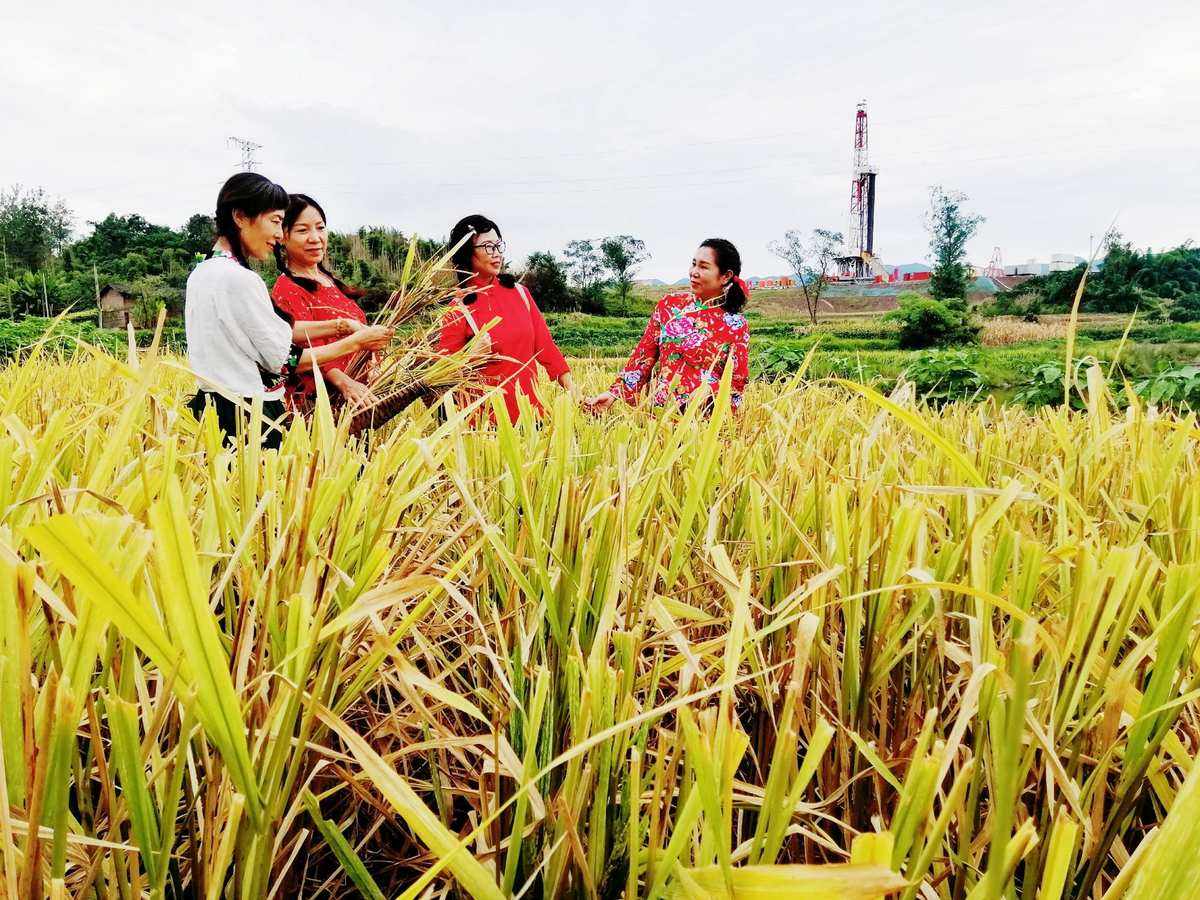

{"left": 185, "top": 253, "right": 293, "bottom": 398}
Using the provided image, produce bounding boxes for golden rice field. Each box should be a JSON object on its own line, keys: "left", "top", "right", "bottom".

{"left": 2, "top": 342, "right": 1199, "bottom": 899}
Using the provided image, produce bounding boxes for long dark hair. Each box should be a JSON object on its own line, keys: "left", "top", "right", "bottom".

{"left": 699, "top": 238, "right": 747, "bottom": 313}
{"left": 448, "top": 214, "right": 515, "bottom": 303}
{"left": 274, "top": 194, "right": 364, "bottom": 299}
{"left": 211, "top": 173, "right": 289, "bottom": 268}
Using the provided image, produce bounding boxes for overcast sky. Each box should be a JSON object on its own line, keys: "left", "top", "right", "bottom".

{"left": 4, "top": 0, "right": 1197, "bottom": 280}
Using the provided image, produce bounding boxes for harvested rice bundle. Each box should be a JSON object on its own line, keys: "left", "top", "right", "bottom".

{"left": 346, "top": 342, "right": 492, "bottom": 435}
{"left": 340, "top": 234, "right": 470, "bottom": 383}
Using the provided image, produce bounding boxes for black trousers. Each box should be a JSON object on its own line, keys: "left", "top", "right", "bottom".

{"left": 188, "top": 391, "right": 288, "bottom": 450}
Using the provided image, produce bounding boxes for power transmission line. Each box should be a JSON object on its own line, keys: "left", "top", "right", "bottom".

{"left": 227, "top": 136, "right": 262, "bottom": 171}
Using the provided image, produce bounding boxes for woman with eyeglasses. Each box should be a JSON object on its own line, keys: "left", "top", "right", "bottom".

{"left": 585, "top": 238, "right": 750, "bottom": 414}
{"left": 436, "top": 214, "right": 574, "bottom": 422}
{"left": 185, "top": 173, "right": 393, "bottom": 448}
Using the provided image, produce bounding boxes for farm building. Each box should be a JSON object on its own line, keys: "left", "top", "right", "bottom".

{"left": 747, "top": 276, "right": 795, "bottom": 290}
{"left": 98, "top": 284, "right": 135, "bottom": 329}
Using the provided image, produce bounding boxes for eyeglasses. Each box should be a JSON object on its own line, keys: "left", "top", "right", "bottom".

{"left": 474, "top": 240, "right": 506, "bottom": 257}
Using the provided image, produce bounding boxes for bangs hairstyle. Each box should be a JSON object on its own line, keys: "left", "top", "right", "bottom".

{"left": 699, "top": 237, "right": 746, "bottom": 313}
{"left": 448, "top": 213, "right": 515, "bottom": 302}
{"left": 274, "top": 193, "right": 364, "bottom": 301}
{"left": 212, "top": 172, "right": 289, "bottom": 268}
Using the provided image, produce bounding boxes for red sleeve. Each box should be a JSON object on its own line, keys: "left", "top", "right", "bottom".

{"left": 527, "top": 290, "right": 569, "bottom": 379}
{"left": 270, "top": 276, "right": 307, "bottom": 330}
{"left": 611, "top": 299, "right": 664, "bottom": 404}
{"left": 437, "top": 301, "right": 471, "bottom": 355}
{"left": 730, "top": 319, "right": 749, "bottom": 408}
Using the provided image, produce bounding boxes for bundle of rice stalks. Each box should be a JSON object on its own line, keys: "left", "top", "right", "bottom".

{"left": 347, "top": 342, "right": 491, "bottom": 435}
{"left": 341, "top": 234, "right": 469, "bottom": 382}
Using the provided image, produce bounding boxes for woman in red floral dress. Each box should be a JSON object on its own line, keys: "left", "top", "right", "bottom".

{"left": 586, "top": 238, "right": 750, "bottom": 413}
{"left": 272, "top": 194, "right": 384, "bottom": 412}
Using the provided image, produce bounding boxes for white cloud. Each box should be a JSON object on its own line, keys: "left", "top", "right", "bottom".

{"left": 3, "top": 0, "right": 1196, "bottom": 278}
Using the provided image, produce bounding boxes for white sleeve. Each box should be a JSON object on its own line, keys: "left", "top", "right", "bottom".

{"left": 215, "top": 270, "right": 293, "bottom": 373}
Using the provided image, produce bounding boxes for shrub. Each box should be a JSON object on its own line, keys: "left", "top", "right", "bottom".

{"left": 1012, "top": 359, "right": 1095, "bottom": 409}
{"left": 902, "top": 349, "right": 987, "bottom": 403}
{"left": 979, "top": 292, "right": 1043, "bottom": 320}
{"left": 1134, "top": 364, "right": 1200, "bottom": 409}
{"left": 884, "top": 293, "right": 980, "bottom": 349}
{"left": 756, "top": 344, "right": 809, "bottom": 379}
{"left": 1169, "top": 292, "right": 1200, "bottom": 323}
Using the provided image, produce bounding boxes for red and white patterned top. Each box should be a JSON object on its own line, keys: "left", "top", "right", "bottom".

{"left": 270, "top": 273, "right": 368, "bottom": 404}
{"left": 611, "top": 292, "right": 750, "bottom": 408}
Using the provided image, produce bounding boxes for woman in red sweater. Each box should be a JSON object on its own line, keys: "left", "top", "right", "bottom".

{"left": 586, "top": 238, "right": 750, "bottom": 413}
{"left": 437, "top": 214, "right": 574, "bottom": 422}
{"left": 272, "top": 194, "right": 382, "bottom": 412}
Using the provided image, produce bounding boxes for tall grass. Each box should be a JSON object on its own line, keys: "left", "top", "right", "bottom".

{"left": 0, "top": 339, "right": 1199, "bottom": 898}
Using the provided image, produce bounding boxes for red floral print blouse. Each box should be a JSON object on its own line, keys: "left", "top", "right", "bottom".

{"left": 270, "top": 273, "right": 368, "bottom": 405}
{"left": 611, "top": 292, "right": 750, "bottom": 409}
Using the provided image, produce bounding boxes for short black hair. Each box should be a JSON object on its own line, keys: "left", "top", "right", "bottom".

{"left": 212, "top": 172, "right": 288, "bottom": 268}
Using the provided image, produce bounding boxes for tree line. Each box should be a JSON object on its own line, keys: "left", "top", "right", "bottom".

{"left": 0, "top": 184, "right": 654, "bottom": 324}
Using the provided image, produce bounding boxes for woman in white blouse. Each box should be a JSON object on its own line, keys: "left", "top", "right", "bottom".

{"left": 185, "top": 173, "right": 392, "bottom": 447}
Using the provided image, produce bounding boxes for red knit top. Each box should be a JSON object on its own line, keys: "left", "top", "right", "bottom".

{"left": 437, "top": 277, "right": 570, "bottom": 422}
{"left": 270, "top": 273, "right": 368, "bottom": 404}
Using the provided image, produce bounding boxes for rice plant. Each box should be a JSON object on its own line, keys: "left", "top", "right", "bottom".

{"left": 0, "top": 336, "right": 1198, "bottom": 899}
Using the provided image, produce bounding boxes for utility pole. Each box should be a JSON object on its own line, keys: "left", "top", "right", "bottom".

{"left": 41, "top": 271, "right": 49, "bottom": 318}
{"left": 94, "top": 263, "right": 102, "bottom": 328}
{"left": 227, "top": 136, "right": 262, "bottom": 171}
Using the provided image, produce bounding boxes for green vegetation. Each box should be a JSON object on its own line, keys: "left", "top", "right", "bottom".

{"left": 1017, "top": 234, "right": 1200, "bottom": 317}
{"left": 900, "top": 349, "right": 987, "bottom": 403}
{"left": 884, "top": 293, "right": 980, "bottom": 349}
{"left": 926, "top": 186, "right": 984, "bottom": 303}
{"left": 1133, "top": 363, "right": 1200, "bottom": 409}
{"left": 1012, "top": 359, "right": 1092, "bottom": 409}
{"left": 0, "top": 315, "right": 184, "bottom": 359}
{"left": 0, "top": 184, "right": 440, "bottom": 320}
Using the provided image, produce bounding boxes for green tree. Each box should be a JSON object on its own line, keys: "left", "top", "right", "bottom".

{"left": 599, "top": 236, "right": 649, "bottom": 313}
{"left": 73, "top": 213, "right": 173, "bottom": 267}
{"left": 0, "top": 185, "right": 73, "bottom": 273}
{"left": 521, "top": 251, "right": 573, "bottom": 312}
{"left": 130, "top": 274, "right": 175, "bottom": 328}
{"left": 180, "top": 213, "right": 216, "bottom": 257}
{"left": 1020, "top": 237, "right": 1200, "bottom": 315}
{"left": 768, "top": 227, "right": 843, "bottom": 324}
{"left": 925, "top": 186, "right": 983, "bottom": 304}
{"left": 564, "top": 239, "right": 607, "bottom": 313}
